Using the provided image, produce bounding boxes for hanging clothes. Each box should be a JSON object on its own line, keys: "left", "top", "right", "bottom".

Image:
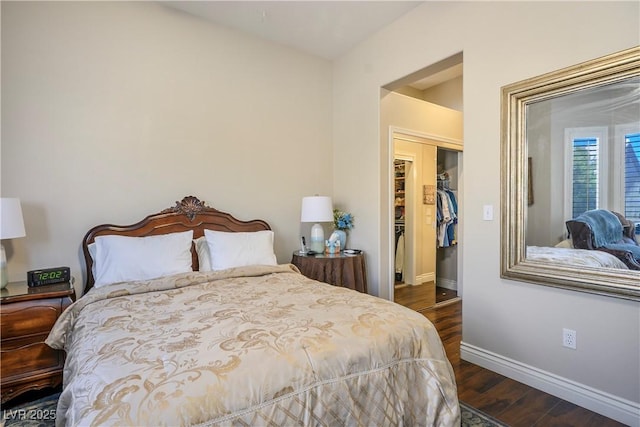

{"left": 395, "top": 226, "right": 404, "bottom": 279}
{"left": 436, "top": 176, "right": 458, "bottom": 248}
{"left": 445, "top": 189, "right": 458, "bottom": 245}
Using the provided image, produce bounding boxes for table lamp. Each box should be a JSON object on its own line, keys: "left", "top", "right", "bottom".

{"left": 1, "top": 198, "right": 26, "bottom": 289}
{"left": 301, "top": 196, "right": 333, "bottom": 253}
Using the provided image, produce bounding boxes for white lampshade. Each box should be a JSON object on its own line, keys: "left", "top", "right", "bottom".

{"left": 1, "top": 198, "right": 26, "bottom": 289}
{"left": 301, "top": 196, "right": 333, "bottom": 253}
{"left": 301, "top": 196, "right": 333, "bottom": 223}
{"left": 1, "top": 198, "right": 26, "bottom": 239}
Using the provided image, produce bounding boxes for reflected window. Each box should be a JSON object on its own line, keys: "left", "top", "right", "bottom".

{"left": 564, "top": 127, "right": 608, "bottom": 220}
{"left": 563, "top": 126, "right": 640, "bottom": 224}
{"left": 571, "top": 137, "right": 600, "bottom": 217}
{"left": 625, "top": 132, "right": 640, "bottom": 223}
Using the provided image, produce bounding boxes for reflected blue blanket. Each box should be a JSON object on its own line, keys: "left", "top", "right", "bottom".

{"left": 603, "top": 243, "right": 640, "bottom": 261}
{"left": 575, "top": 209, "right": 622, "bottom": 248}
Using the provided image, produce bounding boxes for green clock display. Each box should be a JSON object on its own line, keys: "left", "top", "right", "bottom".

{"left": 27, "top": 266, "right": 71, "bottom": 287}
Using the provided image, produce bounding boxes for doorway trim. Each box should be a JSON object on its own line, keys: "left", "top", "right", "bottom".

{"left": 387, "top": 126, "right": 463, "bottom": 302}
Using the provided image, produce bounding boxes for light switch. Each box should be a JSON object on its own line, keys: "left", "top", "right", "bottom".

{"left": 483, "top": 205, "right": 493, "bottom": 221}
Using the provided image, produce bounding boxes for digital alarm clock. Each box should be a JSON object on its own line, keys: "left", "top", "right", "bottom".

{"left": 27, "top": 266, "right": 71, "bottom": 287}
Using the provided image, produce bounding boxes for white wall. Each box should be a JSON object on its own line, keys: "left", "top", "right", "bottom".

{"left": 423, "top": 76, "right": 463, "bottom": 112}
{"left": 333, "top": 0, "right": 639, "bottom": 423}
{"left": 1, "top": 1, "right": 333, "bottom": 296}
{"left": 393, "top": 76, "right": 463, "bottom": 112}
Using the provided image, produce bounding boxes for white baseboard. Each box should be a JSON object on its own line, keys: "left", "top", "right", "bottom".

{"left": 436, "top": 278, "right": 457, "bottom": 290}
{"left": 460, "top": 342, "right": 640, "bottom": 427}
{"left": 416, "top": 272, "right": 435, "bottom": 284}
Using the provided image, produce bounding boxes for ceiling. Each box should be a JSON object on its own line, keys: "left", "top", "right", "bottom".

{"left": 162, "top": 1, "right": 424, "bottom": 60}
{"left": 161, "top": 1, "right": 461, "bottom": 90}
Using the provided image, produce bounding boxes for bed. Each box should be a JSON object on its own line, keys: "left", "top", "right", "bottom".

{"left": 526, "top": 245, "right": 630, "bottom": 269}
{"left": 46, "top": 196, "right": 459, "bottom": 426}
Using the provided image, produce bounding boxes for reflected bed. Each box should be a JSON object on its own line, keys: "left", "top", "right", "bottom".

{"left": 526, "top": 246, "right": 629, "bottom": 270}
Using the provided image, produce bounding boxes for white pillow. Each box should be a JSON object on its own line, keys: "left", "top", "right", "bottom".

{"left": 88, "top": 242, "right": 98, "bottom": 279}
{"left": 204, "top": 229, "right": 277, "bottom": 270}
{"left": 93, "top": 230, "right": 194, "bottom": 288}
{"left": 194, "top": 236, "right": 212, "bottom": 272}
{"left": 555, "top": 238, "right": 574, "bottom": 248}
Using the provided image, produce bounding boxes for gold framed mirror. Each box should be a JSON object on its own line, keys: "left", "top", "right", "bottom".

{"left": 501, "top": 46, "right": 640, "bottom": 301}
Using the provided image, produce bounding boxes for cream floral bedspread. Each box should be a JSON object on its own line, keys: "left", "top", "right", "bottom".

{"left": 47, "top": 264, "right": 459, "bottom": 426}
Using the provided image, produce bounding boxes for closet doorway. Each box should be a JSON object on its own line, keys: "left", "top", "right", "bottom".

{"left": 391, "top": 131, "right": 462, "bottom": 311}
{"left": 380, "top": 52, "right": 463, "bottom": 309}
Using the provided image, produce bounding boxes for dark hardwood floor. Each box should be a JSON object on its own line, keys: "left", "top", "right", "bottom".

{"left": 395, "top": 281, "right": 436, "bottom": 310}
{"left": 417, "top": 299, "right": 625, "bottom": 426}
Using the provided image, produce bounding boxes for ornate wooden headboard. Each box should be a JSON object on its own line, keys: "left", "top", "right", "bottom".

{"left": 82, "top": 196, "right": 271, "bottom": 293}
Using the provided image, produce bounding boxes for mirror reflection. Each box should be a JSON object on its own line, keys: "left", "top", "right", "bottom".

{"left": 526, "top": 76, "right": 640, "bottom": 263}
{"left": 501, "top": 46, "right": 640, "bottom": 300}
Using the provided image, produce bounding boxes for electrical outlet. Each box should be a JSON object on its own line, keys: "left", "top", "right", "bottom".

{"left": 562, "top": 328, "right": 577, "bottom": 349}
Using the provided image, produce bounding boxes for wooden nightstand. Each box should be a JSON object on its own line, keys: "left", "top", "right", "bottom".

{"left": 291, "top": 251, "right": 368, "bottom": 293}
{"left": 0, "top": 281, "right": 75, "bottom": 404}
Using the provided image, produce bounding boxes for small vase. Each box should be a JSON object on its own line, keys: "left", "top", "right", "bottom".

{"left": 333, "top": 229, "right": 347, "bottom": 250}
